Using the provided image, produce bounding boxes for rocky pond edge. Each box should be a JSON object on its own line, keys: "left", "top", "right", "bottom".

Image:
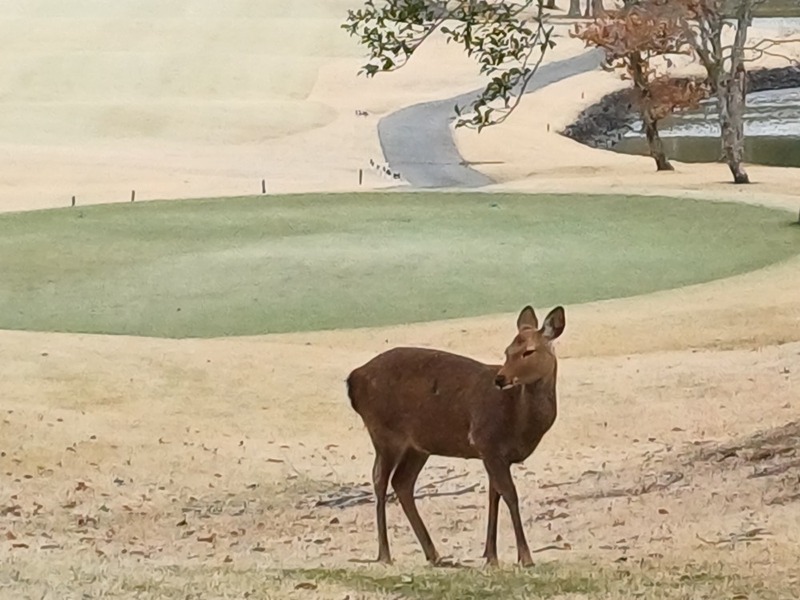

{"left": 562, "top": 65, "right": 800, "bottom": 149}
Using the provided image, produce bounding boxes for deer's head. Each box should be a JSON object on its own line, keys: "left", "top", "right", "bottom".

{"left": 495, "top": 305, "right": 565, "bottom": 390}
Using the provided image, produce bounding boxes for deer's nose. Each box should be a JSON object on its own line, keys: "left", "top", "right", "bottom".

{"left": 494, "top": 374, "right": 507, "bottom": 389}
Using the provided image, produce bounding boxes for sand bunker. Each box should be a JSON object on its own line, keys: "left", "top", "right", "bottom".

{"left": 0, "top": 0, "right": 366, "bottom": 209}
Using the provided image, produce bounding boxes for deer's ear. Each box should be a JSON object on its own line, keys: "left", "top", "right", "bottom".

{"left": 516, "top": 305, "right": 538, "bottom": 331}
{"left": 541, "top": 306, "right": 565, "bottom": 341}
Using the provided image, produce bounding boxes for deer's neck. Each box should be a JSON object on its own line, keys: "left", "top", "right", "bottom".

{"left": 519, "top": 375, "right": 558, "bottom": 432}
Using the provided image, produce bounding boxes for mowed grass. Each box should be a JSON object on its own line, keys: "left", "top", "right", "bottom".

{"left": 281, "top": 562, "right": 799, "bottom": 600}
{"left": 4, "top": 559, "right": 797, "bottom": 600}
{"left": 0, "top": 193, "right": 797, "bottom": 338}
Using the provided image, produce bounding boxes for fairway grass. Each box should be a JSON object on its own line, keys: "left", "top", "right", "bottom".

{"left": 0, "top": 193, "right": 798, "bottom": 338}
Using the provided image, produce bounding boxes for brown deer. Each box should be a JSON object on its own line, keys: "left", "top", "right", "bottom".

{"left": 346, "top": 304, "right": 565, "bottom": 566}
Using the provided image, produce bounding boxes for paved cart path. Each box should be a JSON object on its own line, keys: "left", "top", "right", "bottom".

{"left": 377, "top": 49, "right": 604, "bottom": 188}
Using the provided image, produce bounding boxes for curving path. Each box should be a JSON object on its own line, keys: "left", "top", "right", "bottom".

{"left": 378, "top": 49, "right": 604, "bottom": 188}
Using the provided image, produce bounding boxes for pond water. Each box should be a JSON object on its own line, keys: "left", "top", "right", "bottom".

{"left": 615, "top": 87, "right": 800, "bottom": 168}
{"left": 755, "top": 0, "right": 800, "bottom": 18}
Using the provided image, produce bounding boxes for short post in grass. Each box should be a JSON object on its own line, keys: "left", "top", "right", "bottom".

{"left": 358, "top": 169, "right": 363, "bottom": 186}
{"left": 262, "top": 179, "right": 267, "bottom": 194}
{"left": 131, "top": 190, "right": 136, "bottom": 203}
{"left": 71, "top": 195, "right": 75, "bottom": 207}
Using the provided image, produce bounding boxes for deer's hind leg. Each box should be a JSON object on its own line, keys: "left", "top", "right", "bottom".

{"left": 372, "top": 446, "right": 401, "bottom": 564}
{"left": 391, "top": 448, "right": 441, "bottom": 565}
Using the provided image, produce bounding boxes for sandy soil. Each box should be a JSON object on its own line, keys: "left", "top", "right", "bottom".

{"left": 1, "top": 3, "right": 800, "bottom": 597}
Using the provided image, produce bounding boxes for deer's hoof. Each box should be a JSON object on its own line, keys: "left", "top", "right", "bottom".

{"left": 432, "top": 556, "right": 461, "bottom": 569}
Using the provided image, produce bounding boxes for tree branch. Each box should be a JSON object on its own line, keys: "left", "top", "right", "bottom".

{"left": 344, "top": 0, "right": 555, "bottom": 130}
{"left": 745, "top": 48, "right": 799, "bottom": 63}
{"left": 749, "top": 36, "right": 800, "bottom": 51}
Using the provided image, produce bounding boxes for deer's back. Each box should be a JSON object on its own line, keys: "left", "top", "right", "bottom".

{"left": 347, "top": 347, "right": 502, "bottom": 458}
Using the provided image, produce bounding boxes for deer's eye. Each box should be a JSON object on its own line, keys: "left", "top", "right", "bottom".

{"left": 522, "top": 349, "right": 536, "bottom": 358}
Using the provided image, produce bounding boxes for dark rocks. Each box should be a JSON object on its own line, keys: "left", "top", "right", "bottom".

{"left": 561, "top": 88, "right": 637, "bottom": 149}
{"left": 747, "top": 64, "right": 800, "bottom": 92}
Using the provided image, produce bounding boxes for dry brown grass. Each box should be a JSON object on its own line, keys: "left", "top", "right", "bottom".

{"left": 2, "top": 298, "right": 799, "bottom": 597}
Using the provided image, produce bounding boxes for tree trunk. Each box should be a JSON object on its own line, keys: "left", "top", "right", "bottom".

{"left": 719, "top": 66, "right": 749, "bottom": 184}
{"left": 644, "top": 114, "right": 674, "bottom": 171}
{"left": 583, "top": 0, "right": 604, "bottom": 17}
{"left": 629, "top": 51, "right": 673, "bottom": 171}
{"left": 699, "top": 0, "right": 752, "bottom": 184}
{"left": 718, "top": 1, "right": 752, "bottom": 184}
{"left": 544, "top": 0, "right": 557, "bottom": 8}
{"left": 567, "top": 0, "right": 581, "bottom": 17}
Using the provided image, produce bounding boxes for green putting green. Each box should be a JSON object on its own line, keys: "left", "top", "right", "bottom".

{"left": 0, "top": 193, "right": 797, "bottom": 338}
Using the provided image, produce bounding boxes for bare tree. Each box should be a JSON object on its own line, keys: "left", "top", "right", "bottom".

{"left": 675, "top": 0, "right": 757, "bottom": 183}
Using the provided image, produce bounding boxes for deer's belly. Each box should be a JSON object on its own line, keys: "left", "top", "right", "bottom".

{"left": 412, "top": 434, "right": 482, "bottom": 460}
